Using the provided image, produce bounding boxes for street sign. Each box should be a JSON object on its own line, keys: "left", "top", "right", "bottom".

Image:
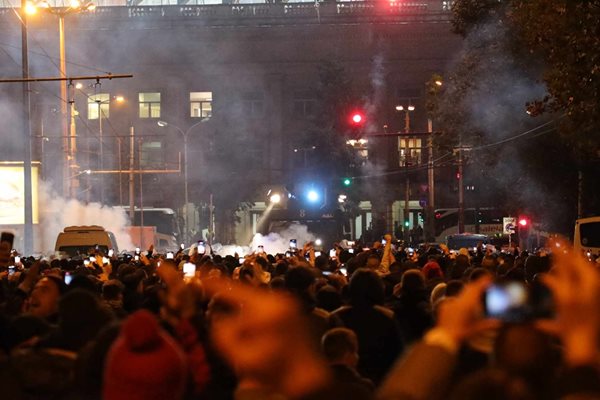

{"left": 503, "top": 217, "right": 516, "bottom": 234}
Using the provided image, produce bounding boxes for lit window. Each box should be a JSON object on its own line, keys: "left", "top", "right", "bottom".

{"left": 190, "top": 91, "right": 212, "bottom": 119}
{"left": 399, "top": 138, "right": 422, "bottom": 167}
{"left": 442, "top": 1, "right": 454, "bottom": 11}
{"left": 139, "top": 92, "right": 161, "bottom": 119}
{"left": 88, "top": 93, "right": 110, "bottom": 120}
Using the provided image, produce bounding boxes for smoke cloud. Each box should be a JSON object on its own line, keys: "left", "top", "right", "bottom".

{"left": 213, "top": 222, "right": 316, "bottom": 256}
{"left": 250, "top": 222, "right": 316, "bottom": 255}
{"left": 38, "top": 182, "right": 134, "bottom": 253}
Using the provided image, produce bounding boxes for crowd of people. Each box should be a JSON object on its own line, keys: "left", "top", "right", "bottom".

{"left": 0, "top": 233, "right": 599, "bottom": 399}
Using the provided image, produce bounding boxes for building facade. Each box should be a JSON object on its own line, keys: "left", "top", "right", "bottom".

{"left": 0, "top": 0, "right": 463, "bottom": 244}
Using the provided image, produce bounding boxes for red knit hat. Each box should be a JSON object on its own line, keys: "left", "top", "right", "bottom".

{"left": 103, "top": 310, "right": 187, "bottom": 400}
{"left": 422, "top": 261, "right": 444, "bottom": 280}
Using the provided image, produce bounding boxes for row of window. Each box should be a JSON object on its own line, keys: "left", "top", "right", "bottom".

{"left": 87, "top": 91, "right": 317, "bottom": 120}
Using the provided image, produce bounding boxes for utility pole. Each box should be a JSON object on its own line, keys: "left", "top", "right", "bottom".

{"left": 426, "top": 118, "right": 435, "bottom": 241}
{"left": 21, "top": 0, "right": 34, "bottom": 254}
{"left": 129, "top": 127, "right": 135, "bottom": 221}
{"left": 69, "top": 99, "right": 79, "bottom": 199}
{"left": 457, "top": 147, "right": 465, "bottom": 233}
{"left": 208, "top": 193, "right": 215, "bottom": 246}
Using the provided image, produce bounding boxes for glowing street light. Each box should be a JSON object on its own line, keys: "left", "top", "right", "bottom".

{"left": 27, "top": 0, "right": 96, "bottom": 198}
{"left": 24, "top": 2, "right": 37, "bottom": 14}
{"left": 269, "top": 193, "right": 282, "bottom": 204}
{"left": 307, "top": 189, "right": 320, "bottom": 203}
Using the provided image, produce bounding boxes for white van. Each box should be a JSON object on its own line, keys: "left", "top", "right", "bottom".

{"left": 55, "top": 225, "right": 119, "bottom": 257}
{"left": 574, "top": 217, "right": 600, "bottom": 257}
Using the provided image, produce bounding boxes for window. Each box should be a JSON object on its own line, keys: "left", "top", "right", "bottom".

{"left": 398, "top": 138, "right": 422, "bottom": 167}
{"left": 139, "top": 92, "right": 161, "bottom": 118}
{"left": 442, "top": 1, "right": 454, "bottom": 11}
{"left": 88, "top": 93, "right": 110, "bottom": 120}
{"left": 242, "top": 92, "right": 264, "bottom": 117}
{"left": 293, "top": 91, "right": 316, "bottom": 118}
{"left": 190, "top": 91, "right": 213, "bottom": 119}
{"left": 140, "top": 141, "right": 163, "bottom": 168}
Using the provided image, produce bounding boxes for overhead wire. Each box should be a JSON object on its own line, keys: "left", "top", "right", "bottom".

{"left": 351, "top": 117, "right": 561, "bottom": 180}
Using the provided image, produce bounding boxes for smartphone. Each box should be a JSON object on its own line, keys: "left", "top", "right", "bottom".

{"left": 258, "top": 245, "right": 265, "bottom": 254}
{"left": 64, "top": 272, "right": 72, "bottom": 285}
{"left": 135, "top": 247, "right": 141, "bottom": 255}
{"left": 183, "top": 262, "right": 196, "bottom": 278}
{"left": 314, "top": 251, "right": 322, "bottom": 257}
{"left": 348, "top": 249, "right": 354, "bottom": 254}
{"left": 84, "top": 259, "right": 90, "bottom": 266}
{"left": 239, "top": 257, "right": 245, "bottom": 264}
{"left": 289, "top": 239, "right": 297, "bottom": 249}
{"left": 108, "top": 249, "right": 114, "bottom": 257}
{"left": 90, "top": 256, "right": 97, "bottom": 262}
{"left": 285, "top": 251, "right": 292, "bottom": 258}
{"left": 134, "top": 255, "right": 140, "bottom": 261}
{"left": 322, "top": 271, "right": 332, "bottom": 276}
{"left": 102, "top": 257, "right": 110, "bottom": 264}
{"left": 382, "top": 239, "right": 387, "bottom": 245}
{"left": 166, "top": 251, "right": 174, "bottom": 260}
{"left": 180, "top": 243, "right": 185, "bottom": 250}
{"left": 484, "top": 282, "right": 529, "bottom": 322}
{"left": 1, "top": 232, "right": 15, "bottom": 248}
{"left": 197, "top": 244, "right": 206, "bottom": 254}
{"left": 14, "top": 256, "right": 21, "bottom": 264}
{"left": 347, "top": 241, "right": 355, "bottom": 247}
{"left": 339, "top": 267, "right": 347, "bottom": 276}
{"left": 8, "top": 266, "right": 15, "bottom": 276}
{"left": 329, "top": 249, "right": 336, "bottom": 258}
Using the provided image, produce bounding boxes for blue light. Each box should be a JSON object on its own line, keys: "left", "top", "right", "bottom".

{"left": 307, "top": 190, "right": 320, "bottom": 203}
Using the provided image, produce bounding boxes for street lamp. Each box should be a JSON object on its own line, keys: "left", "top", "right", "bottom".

{"left": 157, "top": 119, "right": 207, "bottom": 244}
{"left": 395, "top": 104, "right": 415, "bottom": 133}
{"left": 92, "top": 93, "right": 125, "bottom": 204}
{"left": 27, "top": 0, "right": 95, "bottom": 198}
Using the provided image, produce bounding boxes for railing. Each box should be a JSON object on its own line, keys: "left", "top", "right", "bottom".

{"left": 1, "top": 0, "right": 448, "bottom": 10}
{"left": 1, "top": 0, "right": 452, "bottom": 22}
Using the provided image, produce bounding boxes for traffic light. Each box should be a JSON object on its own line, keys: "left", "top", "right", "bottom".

{"left": 342, "top": 177, "right": 352, "bottom": 187}
{"left": 518, "top": 217, "right": 528, "bottom": 227}
{"left": 350, "top": 112, "right": 365, "bottom": 126}
{"left": 404, "top": 220, "right": 410, "bottom": 228}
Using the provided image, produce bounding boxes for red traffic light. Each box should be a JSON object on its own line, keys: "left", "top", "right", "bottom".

{"left": 518, "top": 218, "right": 528, "bottom": 227}
{"left": 350, "top": 112, "right": 365, "bottom": 125}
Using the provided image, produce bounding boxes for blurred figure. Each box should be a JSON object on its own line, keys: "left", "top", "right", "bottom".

{"left": 103, "top": 310, "right": 187, "bottom": 400}
{"left": 322, "top": 328, "right": 374, "bottom": 400}
{"left": 332, "top": 268, "right": 403, "bottom": 384}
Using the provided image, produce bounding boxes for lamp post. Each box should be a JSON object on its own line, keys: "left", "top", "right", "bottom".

{"left": 396, "top": 103, "right": 415, "bottom": 243}
{"left": 21, "top": 0, "right": 34, "bottom": 254}
{"left": 157, "top": 119, "right": 207, "bottom": 244}
{"left": 95, "top": 94, "right": 124, "bottom": 203}
{"left": 31, "top": 0, "right": 95, "bottom": 198}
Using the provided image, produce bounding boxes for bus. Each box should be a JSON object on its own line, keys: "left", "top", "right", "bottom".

{"left": 574, "top": 216, "right": 600, "bottom": 258}
{"left": 434, "top": 208, "right": 504, "bottom": 243}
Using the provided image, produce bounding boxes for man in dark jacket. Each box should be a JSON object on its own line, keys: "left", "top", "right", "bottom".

{"left": 332, "top": 268, "right": 403, "bottom": 384}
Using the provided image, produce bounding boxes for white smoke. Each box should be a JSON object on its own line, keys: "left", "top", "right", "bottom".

{"left": 38, "top": 182, "right": 134, "bottom": 253}
{"left": 250, "top": 223, "right": 316, "bottom": 255}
